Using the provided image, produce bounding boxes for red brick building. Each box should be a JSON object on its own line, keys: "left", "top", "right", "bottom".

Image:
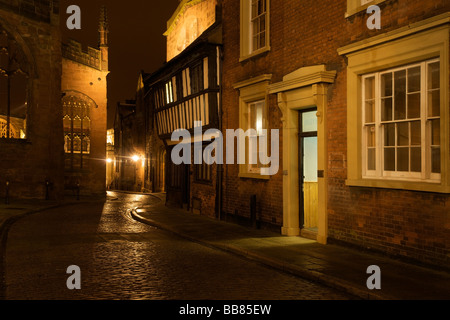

{"left": 221, "top": 0, "right": 450, "bottom": 267}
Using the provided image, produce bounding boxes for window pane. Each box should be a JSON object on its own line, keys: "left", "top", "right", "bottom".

{"left": 428, "top": 61, "right": 440, "bottom": 90}
{"left": 407, "top": 67, "right": 421, "bottom": 93}
{"left": 410, "top": 121, "right": 421, "bottom": 145}
{"left": 73, "top": 116, "right": 81, "bottom": 131}
{"left": 63, "top": 116, "right": 71, "bottom": 130}
{"left": 260, "top": 32, "right": 266, "bottom": 49}
{"left": 365, "top": 77, "right": 375, "bottom": 100}
{"left": 302, "top": 110, "right": 317, "bottom": 132}
{"left": 431, "top": 147, "right": 441, "bottom": 174}
{"left": 381, "top": 73, "right": 392, "bottom": 97}
{"left": 397, "top": 122, "right": 409, "bottom": 146}
{"left": 431, "top": 119, "right": 440, "bottom": 146}
{"left": 394, "top": 70, "right": 406, "bottom": 120}
{"left": 384, "top": 148, "right": 395, "bottom": 171}
{"left": 365, "top": 101, "right": 374, "bottom": 123}
{"left": 10, "top": 74, "right": 27, "bottom": 139}
{"left": 384, "top": 123, "right": 395, "bottom": 147}
{"left": 249, "top": 101, "right": 264, "bottom": 136}
{"left": 397, "top": 147, "right": 409, "bottom": 172}
{"left": 407, "top": 93, "right": 420, "bottom": 119}
{"left": 428, "top": 90, "right": 440, "bottom": 117}
{"left": 303, "top": 137, "right": 318, "bottom": 182}
{"left": 367, "top": 148, "right": 375, "bottom": 171}
{"left": 410, "top": 147, "right": 421, "bottom": 172}
{"left": 366, "top": 125, "right": 375, "bottom": 147}
{"left": 253, "top": 35, "right": 258, "bottom": 52}
{"left": 381, "top": 97, "right": 392, "bottom": 121}
{"left": 256, "top": 102, "right": 263, "bottom": 135}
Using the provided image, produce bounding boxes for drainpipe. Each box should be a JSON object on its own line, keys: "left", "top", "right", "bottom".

{"left": 216, "top": 45, "right": 224, "bottom": 221}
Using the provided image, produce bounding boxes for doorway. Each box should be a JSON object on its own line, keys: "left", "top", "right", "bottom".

{"left": 299, "top": 109, "right": 318, "bottom": 234}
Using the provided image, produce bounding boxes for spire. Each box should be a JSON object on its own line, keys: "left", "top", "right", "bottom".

{"left": 98, "top": 5, "right": 109, "bottom": 47}
{"left": 98, "top": 5, "right": 109, "bottom": 71}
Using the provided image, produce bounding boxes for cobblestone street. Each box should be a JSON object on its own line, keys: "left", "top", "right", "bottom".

{"left": 3, "top": 192, "right": 352, "bottom": 300}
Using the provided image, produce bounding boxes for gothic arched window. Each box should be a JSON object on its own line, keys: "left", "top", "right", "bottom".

{"left": 62, "top": 94, "right": 92, "bottom": 155}
{"left": 0, "top": 27, "right": 29, "bottom": 140}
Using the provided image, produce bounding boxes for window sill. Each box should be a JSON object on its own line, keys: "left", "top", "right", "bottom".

{"left": 239, "top": 46, "right": 271, "bottom": 63}
{"left": 238, "top": 172, "right": 270, "bottom": 180}
{"left": 345, "top": 0, "right": 386, "bottom": 18}
{"left": 346, "top": 178, "right": 450, "bottom": 193}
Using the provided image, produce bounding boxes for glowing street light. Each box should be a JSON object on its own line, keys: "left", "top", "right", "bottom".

{"left": 106, "top": 158, "right": 113, "bottom": 163}
{"left": 132, "top": 155, "right": 140, "bottom": 162}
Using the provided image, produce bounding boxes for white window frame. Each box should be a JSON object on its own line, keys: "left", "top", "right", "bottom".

{"left": 233, "top": 74, "right": 272, "bottom": 179}
{"left": 361, "top": 59, "right": 441, "bottom": 182}
{"left": 338, "top": 14, "right": 450, "bottom": 193}
{"left": 240, "top": 0, "right": 270, "bottom": 61}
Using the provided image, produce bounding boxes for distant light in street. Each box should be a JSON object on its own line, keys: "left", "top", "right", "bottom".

{"left": 106, "top": 158, "right": 113, "bottom": 163}
{"left": 132, "top": 155, "right": 139, "bottom": 162}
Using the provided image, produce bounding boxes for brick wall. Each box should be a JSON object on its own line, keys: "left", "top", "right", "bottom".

{"left": 221, "top": 0, "right": 450, "bottom": 266}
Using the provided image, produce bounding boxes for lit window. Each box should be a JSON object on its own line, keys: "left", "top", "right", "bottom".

{"left": 362, "top": 59, "right": 440, "bottom": 181}
{"left": 165, "top": 81, "right": 173, "bottom": 104}
{"left": 247, "top": 100, "right": 266, "bottom": 173}
{"left": 234, "top": 74, "right": 272, "bottom": 179}
{"left": 62, "top": 94, "right": 92, "bottom": 171}
{"left": 0, "top": 29, "right": 28, "bottom": 140}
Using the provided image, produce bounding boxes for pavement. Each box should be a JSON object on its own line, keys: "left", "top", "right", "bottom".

{"left": 130, "top": 192, "right": 450, "bottom": 301}
{"left": 1, "top": 191, "right": 449, "bottom": 300}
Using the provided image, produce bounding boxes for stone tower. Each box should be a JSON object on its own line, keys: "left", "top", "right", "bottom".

{"left": 61, "top": 6, "right": 110, "bottom": 198}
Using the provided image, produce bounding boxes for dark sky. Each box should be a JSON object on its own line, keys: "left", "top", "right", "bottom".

{"left": 60, "top": 0, "right": 181, "bottom": 128}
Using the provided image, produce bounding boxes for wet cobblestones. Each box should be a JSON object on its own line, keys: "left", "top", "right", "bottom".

{"left": 4, "top": 192, "right": 352, "bottom": 300}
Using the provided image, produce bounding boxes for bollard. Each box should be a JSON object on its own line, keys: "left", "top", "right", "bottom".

{"left": 5, "top": 180, "right": 10, "bottom": 205}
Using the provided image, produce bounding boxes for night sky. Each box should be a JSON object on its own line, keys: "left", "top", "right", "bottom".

{"left": 59, "top": 0, "right": 181, "bottom": 128}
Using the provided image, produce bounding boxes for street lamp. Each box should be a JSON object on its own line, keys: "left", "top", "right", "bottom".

{"left": 132, "top": 155, "right": 139, "bottom": 162}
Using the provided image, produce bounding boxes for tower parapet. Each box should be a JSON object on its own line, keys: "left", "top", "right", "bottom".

{"left": 62, "top": 6, "right": 109, "bottom": 72}
{"left": 62, "top": 39, "right": 102, "bottom": 70}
